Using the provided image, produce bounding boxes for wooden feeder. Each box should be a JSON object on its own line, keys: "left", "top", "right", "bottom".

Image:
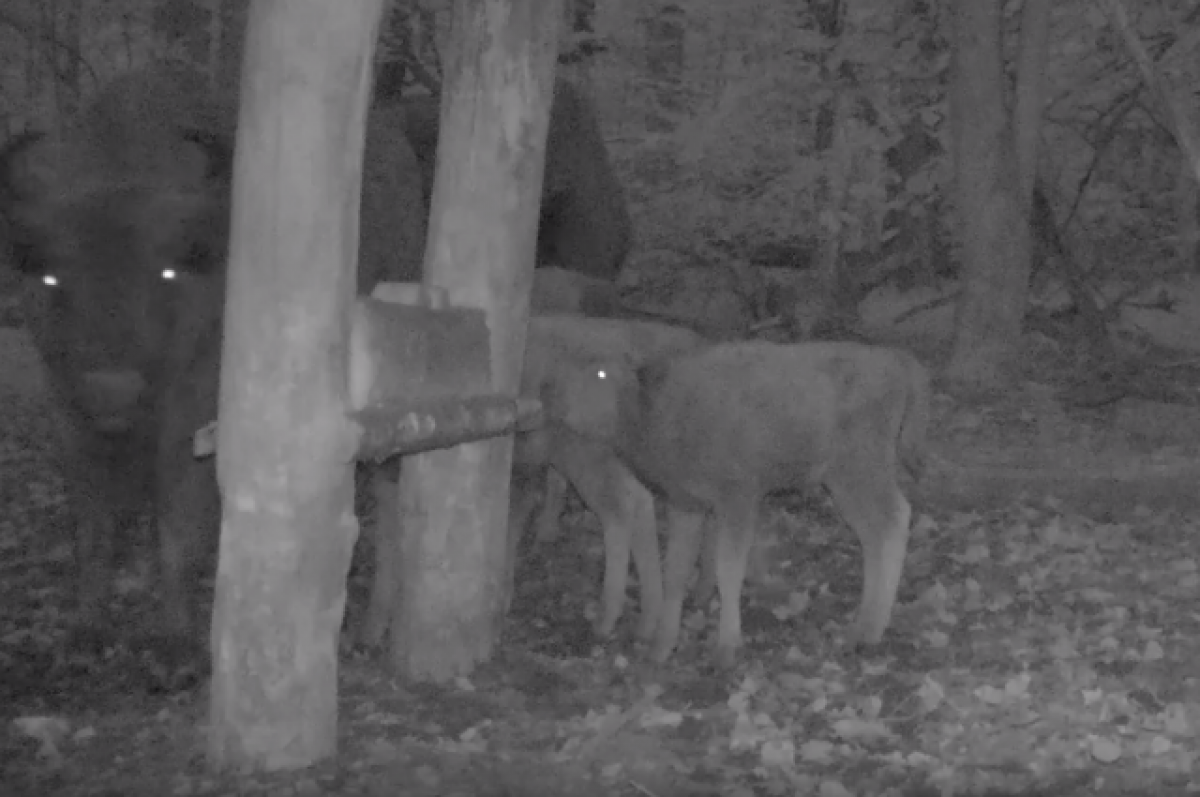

{"left": 349, "top": 281, "right": 542, "bottom": 460}
{"left": 195, "top": 282, "right": 542, "bottom": 461}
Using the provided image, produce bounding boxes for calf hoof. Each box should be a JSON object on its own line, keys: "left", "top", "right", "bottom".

{"left": 648, "top": 634, "right": 677, "bottom": 664}
{"left": 691, "top": 577, "right": 717, "bottom": 608}
{"left": 592, "top": 615, "right": 618, "bottom": 639}
{"left": 633, "top": 612, "right": 658, "bottom": 643}
{"left": 846, "top": 614, "right": 888, "bottom": 646}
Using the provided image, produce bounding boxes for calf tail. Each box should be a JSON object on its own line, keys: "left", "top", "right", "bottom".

{"left": 897, "top": 352, "right": 931, "bottom": 482}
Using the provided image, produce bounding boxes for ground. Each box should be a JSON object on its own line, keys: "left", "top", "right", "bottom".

{"left": 2, "top": 316, "right": 1200, "bottom": 797}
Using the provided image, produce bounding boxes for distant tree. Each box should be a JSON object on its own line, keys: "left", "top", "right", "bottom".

{"left": 945, "top": 0, "right": 1033, "bottom": 388}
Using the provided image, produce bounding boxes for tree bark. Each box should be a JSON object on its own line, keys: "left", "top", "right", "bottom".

{"left": 57, "top": 1, "right": 81, "bottom": 118}
{"left": 1179, "top": 158, "right": 1198, "bottom": 271}
{"left": 1013, "top": 0, "right": 1049, "bottom": 206}
{"left": 945, "top": 0, "right": 1032, "bottom": 389}
{"left": 385, "top": 0, "right": 559, "bottom": 680}
{"left": 206, "top": 0, "right": 386, "bottom": 772}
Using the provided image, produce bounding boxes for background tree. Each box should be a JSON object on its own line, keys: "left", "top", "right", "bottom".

{"left": 944, "top": 0, "right": 1034, "bottom": 388}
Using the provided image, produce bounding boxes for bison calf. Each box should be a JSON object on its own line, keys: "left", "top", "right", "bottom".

{"left": 512, "top": 316, "right": 707, "bottom": 638}
{"left": 558, "top": 340, "right": 930, "bottom": 667}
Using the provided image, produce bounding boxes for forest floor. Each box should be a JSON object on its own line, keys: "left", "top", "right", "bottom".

{"left": 2, "top": 318, "right": 1200, "bottom": 797}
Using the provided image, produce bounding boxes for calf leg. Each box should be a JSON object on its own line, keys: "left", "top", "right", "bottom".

{"left": 549, "top": 431, "right": 662, "bottom": 640}
{"left": 603, "top": 469, "right": 659, "bottom": 640}
{"left": 649, "top": 506, "right": 706, "bottom": 663}
{"left": 695, "top": 518, "right": 771, "bottom": 608}
{"left": 825, "top": 457, "right": 911, "bottom": 645}
{"left": 533, "top": 468, "right": 569, "bottom": 543}
{"left": 709, "top": 494, "right": 760, "bottom": 668}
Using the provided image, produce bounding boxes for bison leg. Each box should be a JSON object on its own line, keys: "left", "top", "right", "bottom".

{"left": 156, "top": 452, "right": 218, "bottom": 645}
{"left": 70, "top": 483, "right": 119, "bottom": 632}
{"left": 708, "top": 494, "right": 760, "bottom": 668}
{"left": 620, "top": 475, "right": 662, "bottom": 641}
{"left": 649, "top": 505, "right": 706, "bottom": 663}
{"left": 533, "top": 467, "right": 569, "bottom": 543}
{"left": 591, "top": 465, "right": 659, "bottom": 640}
{"left": 825, "top": 453, "right": 912, "bottom": 645}
{"left": 546, "top": 430, "right": 662, "bottom": 640}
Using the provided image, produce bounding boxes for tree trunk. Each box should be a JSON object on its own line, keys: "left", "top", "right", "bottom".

{"left": 945, "top": 0, "right": 1032, "bottom": 389}
{"left": 207, "top": 0, "right": 386, "bottom": 772}
{"left": 1012, "top": 0, "right": 1049, "bottom": 206}
{"left": 385, "top": 0, "right": 559, "bottom": 681}
{"left": 1179, "top": 158, "right": 1198, "bottom": 271}
{"left": 644, "top": 4, "right": 684, "bottom": 82}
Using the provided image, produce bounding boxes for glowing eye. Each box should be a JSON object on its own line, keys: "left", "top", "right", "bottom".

{"left": 42, "top": 274, "right": 59, "bottom": 287}
{"left": 596, "top": 369, "right": 608, "bottom": 380}
{"left": 161, "top": 269, "right": 177, "bottom": 281}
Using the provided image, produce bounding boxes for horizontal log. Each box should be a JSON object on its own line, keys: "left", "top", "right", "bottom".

{"left": 194, "top": 395, "right": 542, "bottom": 461}
{"left": 370, "top": 281, "right": 449, "bottom": 308}
{"left": 352, "top": 394, "right": 544, "bottom": 460}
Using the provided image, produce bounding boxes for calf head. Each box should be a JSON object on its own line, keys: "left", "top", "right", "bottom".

{"left": 548, "top": 354, "right": 638, "bottom": 445}
{"left": 0, "top": 125, "right": 232, "bottom": 441}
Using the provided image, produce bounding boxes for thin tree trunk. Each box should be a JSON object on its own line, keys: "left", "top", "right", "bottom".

{"left": 945, "top": 0, "right": 1032, "bottom": 389}
{"left": 1096, "top": 0, "right": 1200, "bottom": 185}
{"left": 1013, "top": 0, "right": 1050, "bottom": 206}
{"left": 384, "top": 0, "right": 560, "bottom": 680}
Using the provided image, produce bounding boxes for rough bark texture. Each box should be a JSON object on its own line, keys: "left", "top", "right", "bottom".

{"left": 387, "top": 0, "right": 560, "bottom": 680}
{"left": 1013, "top": 0, "right": 1049, "bottom": 205}
{"left": 945, "top": 0, "right": 1032, "bottom": 389}
{"left": 206, "top": 0, "right": 386, "bottom": 771}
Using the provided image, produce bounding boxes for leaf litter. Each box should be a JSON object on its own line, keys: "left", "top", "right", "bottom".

{"left": 4, "top": 373, "right": 1200, "bottom": 795}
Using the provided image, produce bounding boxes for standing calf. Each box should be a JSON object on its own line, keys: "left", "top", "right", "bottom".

{"left": 558, "top": 340, "right": 930, "bottom": 667}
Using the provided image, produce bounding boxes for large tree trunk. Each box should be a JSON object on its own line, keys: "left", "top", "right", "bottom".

{"left": 207, "top": 0, "right": 386, "bottom": 772}
{"left": 945, "top": 0, "right": 1032, "bottom": 389}
{"left": 384, "top": 0, "right": 560, "bottom": 680}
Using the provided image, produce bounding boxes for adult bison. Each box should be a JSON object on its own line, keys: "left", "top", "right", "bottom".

{"left": 396, "top": 78, "right": 632, "bottom": 282}
{"left": 0, "top": 64, "right": 427, "bottom": 656}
